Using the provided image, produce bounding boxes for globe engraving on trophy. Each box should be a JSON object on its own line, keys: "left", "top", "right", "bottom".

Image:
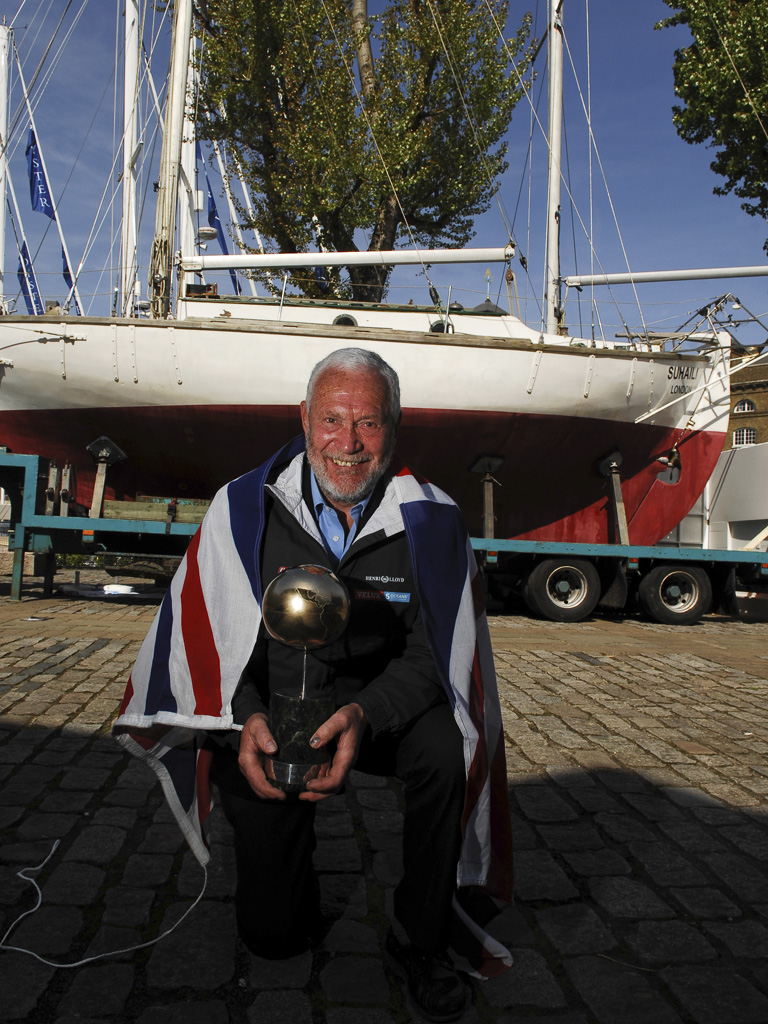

{"left": 262, "top": 563, "right": 350, "bottom": 651}
{"left": 261, "top": 565, "right": 350, "bottom": 792}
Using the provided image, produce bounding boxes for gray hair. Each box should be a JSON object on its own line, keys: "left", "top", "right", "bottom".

{"left": 305, "top": 347, "right": 401, "bottom": 421}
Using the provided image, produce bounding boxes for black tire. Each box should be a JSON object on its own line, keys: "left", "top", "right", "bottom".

{"left": 637, "top": 565, "right": 712, "bottom": 625}
{"left": 523, "top": 558, "right": 601, "bottom": 622}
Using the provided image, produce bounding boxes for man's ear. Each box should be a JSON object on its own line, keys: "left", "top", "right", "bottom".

{"left": 300, "top": 400, "right": 309, "bottom": 435}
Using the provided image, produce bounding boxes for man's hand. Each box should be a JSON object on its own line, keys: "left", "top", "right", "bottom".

{"left": 238, "top": 712, "right": 286, "bottom": 800}
{"left": 300, "top": 703, "right": 368, "bottom": 802}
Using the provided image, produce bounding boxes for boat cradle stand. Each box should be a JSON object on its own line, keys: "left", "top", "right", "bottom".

{"left": 0, "top": 449, "right": 205, "bottom": 600}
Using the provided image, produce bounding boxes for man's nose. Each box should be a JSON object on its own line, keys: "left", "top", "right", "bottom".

{"left": 338, "top": 423, "right": 364, "bottom": 452}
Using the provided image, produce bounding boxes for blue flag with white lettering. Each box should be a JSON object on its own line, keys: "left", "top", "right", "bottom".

{"left": 199, "top": 147, "right": 240, "bottom": 295}
{"left": 62, "top": 247, "right": 82, "bottom": 315}
{"left": 17, "top": 240, "right": 44, "bottom": 314}
{"left": 26, "top": 128, "right": 55, "bottom": 219}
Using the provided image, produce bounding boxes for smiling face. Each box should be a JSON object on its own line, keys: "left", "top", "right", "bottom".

{"left": 301, "top": 367, "right": 399, "bottom": 512}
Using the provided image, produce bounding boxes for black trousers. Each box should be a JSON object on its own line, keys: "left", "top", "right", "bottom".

{"left": 209, "top": 701, "right": 466, "bottom": 958}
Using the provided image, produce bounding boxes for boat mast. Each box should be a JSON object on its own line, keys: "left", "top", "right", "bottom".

{"left": 0, "top": 20, "right": 8, "bottom": 310}
{"left": 148, "top": 0, "right": 193, "bottom": 319}
{"left": 545, "top": 1, "right": 564, "bottom": 335}
{"left": 120, "top": 0, "right": 140, "bottom": 317}
{"left": 178, "top": 36, "right": 199, "bottom": 287}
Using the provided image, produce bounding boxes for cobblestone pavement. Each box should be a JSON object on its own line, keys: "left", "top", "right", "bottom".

{"left": 1, "top": 573, "right": 767, "bottom": 1023}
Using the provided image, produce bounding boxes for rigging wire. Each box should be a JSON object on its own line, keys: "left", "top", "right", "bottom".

{"left": 74, "top": 1, "right": 172, "bottom": 311}
{"left": 487, "top": 0, "right": 674, "bottom": 344}
{"left": 423, "top": 0, "right": 518, "bottom": 246}
{"left": 479, "top": 0, "right": 543, "bottom": 309}
{"left": 585, "top": 0, "right": 594, "bottom": 338}
{"left": 558, "top": 20, "right": 647, "bottom": 342}
{"left": 10, "top": 0, "right": 58, "bottom": 62}
{"left": 5, "top": 1, "right": 81, "bottom": 156}
{"left": 4, "top": 0, "right": 172, "bottom": 312}
{"left": 315, "top": 0, "right": 448, "bottom": 301}
{"left": 110, "top": 0, "right": 120, "bottom": 310}
{"left": 288, "top": 0, "right": 366, "bottom": 245}
{"left": 4, "top": 2, "right": 91, "bottom": 309}
{"left": 561, "top": 118, "right": 585, "bottom": 338}
{"left": 699, "top": 0, "right": 768, "bottom": 149}
{"left": 520, "top": 0, "right": 543, "bottom": 325}
{"left": 23, "top": 2, "right": 89, "bottom": 124}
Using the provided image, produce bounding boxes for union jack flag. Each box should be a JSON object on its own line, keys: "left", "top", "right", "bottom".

{"left": 114, "top": 437, "right": 513, "bottom": 976}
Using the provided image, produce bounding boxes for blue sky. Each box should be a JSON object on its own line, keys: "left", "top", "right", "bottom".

{"left": 2, "top": 0, "right": 767, "bottom": 345}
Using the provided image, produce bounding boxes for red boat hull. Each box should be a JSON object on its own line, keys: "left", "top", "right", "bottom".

{"left": 0, "top": 403, "right": 726, "bottom": 546}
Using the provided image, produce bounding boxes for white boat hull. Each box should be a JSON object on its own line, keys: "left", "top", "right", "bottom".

{"left": 0, "top": 311, "right": 730, "bottom": 544}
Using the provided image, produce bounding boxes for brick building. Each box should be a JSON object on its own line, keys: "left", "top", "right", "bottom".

{"left": 724, "top": 343, "right": 768, "bottom": 450}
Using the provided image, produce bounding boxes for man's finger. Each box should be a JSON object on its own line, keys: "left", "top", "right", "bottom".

{"left": 239, "top": 713, "right": 284, "bottom": 800}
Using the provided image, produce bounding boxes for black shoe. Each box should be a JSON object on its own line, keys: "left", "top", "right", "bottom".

{"left": 385, "top": 928, "right": 469, "bottom": 1022}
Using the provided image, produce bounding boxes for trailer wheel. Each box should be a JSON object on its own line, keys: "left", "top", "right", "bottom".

{"left": 523, "top": 558, "right": 601, "bottom": 622}
{"left": 637, "top": 565, "right": 712, "bottom": 625}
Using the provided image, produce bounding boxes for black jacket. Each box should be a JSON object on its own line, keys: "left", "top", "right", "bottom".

{"left": 232, "top": 455, "right": 445, "bottom": 736}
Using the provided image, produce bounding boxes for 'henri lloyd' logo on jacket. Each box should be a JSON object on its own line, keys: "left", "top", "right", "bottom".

{"left": 358, "top": 575, "right": 410, "bottom": 603}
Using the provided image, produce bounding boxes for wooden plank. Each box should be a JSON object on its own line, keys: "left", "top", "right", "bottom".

{"left": 102, "top": 500, "right": 209, "bottom": 523}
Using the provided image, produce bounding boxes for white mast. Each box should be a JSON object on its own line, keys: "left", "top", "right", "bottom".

{"left": 545, "top": 1, "right": 564, "bottom": 336}
{"left": 0, "top": 22, "right": 9, "bottom": 309}
{"left": 119, "top": 0, "right": 140, "bottom": 317}
{"left": 178, "top": 36, "right": 199, "bottom": 279}
{"left": 148, "top": 0, "right": 193, "bottom": 318}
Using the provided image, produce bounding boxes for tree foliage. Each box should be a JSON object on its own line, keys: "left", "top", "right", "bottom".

{"left": 657, "top": 1, "right": 768, "bottom": 252}
{"left": 196, "top": 0, "right": 532, "bottom": 300}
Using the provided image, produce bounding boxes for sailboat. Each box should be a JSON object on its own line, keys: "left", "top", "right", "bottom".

{"left": 0, "top": 1, "right": 753, "bottom": 546}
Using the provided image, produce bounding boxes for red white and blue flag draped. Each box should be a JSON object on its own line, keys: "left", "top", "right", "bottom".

{"left": 114, "top": 438, "right": 513, "bottom": 976}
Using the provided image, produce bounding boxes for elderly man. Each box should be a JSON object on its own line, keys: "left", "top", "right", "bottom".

{"left": 115, "top": 347, "right": 512, "bottom": 1023}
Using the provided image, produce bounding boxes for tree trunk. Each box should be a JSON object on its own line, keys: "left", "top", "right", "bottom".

{"left": 347, "top": 193, "right": 401, "bottom": 302}
{"left": 351, "top": 0, "right": 376, "bottom": 104}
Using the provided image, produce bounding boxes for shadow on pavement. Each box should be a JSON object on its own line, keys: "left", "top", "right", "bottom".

{"left": 2, "top": 716, "right": 768, "bottom": 1023}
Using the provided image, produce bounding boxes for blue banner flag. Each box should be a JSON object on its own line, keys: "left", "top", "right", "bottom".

{"left": 62, "top": 247, "right": 82, "bottom": 315}
{"left": 202, "top": 158, "right": 241, "bottom": 295}
{"left": 17, "top": 241, "right": 44, "bottom": 314}
{"left": 26, "top": 128, "right": 55, "bottom": 219}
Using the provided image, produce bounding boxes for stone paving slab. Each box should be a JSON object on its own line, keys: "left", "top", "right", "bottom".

{"left": 1, "top": 573, "right": 767, "bottom": 1022}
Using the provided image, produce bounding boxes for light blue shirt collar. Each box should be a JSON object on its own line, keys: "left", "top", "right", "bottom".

{"left": 309, "top": 469, "right": 371, "bottom": 566}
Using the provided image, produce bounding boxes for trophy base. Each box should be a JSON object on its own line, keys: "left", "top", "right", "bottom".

{"left": 267, "top": 757, "right": 324, "bottom": 793}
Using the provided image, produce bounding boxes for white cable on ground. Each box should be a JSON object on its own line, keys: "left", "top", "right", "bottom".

{"left": 0, "top": 839, "right": 209, "bottom": 969}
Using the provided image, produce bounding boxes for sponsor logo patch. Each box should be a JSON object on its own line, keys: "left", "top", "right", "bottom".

{"left": 354, "top": 589, "right": 411, "bottom": 603}
{"left": 365, "top": 575, "right": 405, "bottom": 584}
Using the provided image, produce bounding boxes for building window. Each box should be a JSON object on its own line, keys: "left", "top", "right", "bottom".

{"left": 733, "top": 427, "right": 757, "bottom": 447}
{"left": 734, "top": 399, "right": 756, "bottom": 413}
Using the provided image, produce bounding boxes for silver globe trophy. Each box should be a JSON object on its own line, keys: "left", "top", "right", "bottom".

{"left": 261, "top": 565, "right": 350, "bottom": 792}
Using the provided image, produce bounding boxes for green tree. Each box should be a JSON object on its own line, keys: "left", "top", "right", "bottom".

{"left": 657, "top": 1, "right": 768, "bottom": 252}
{"left": 196, "top": 0, "right": 532, "bottom": 300}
